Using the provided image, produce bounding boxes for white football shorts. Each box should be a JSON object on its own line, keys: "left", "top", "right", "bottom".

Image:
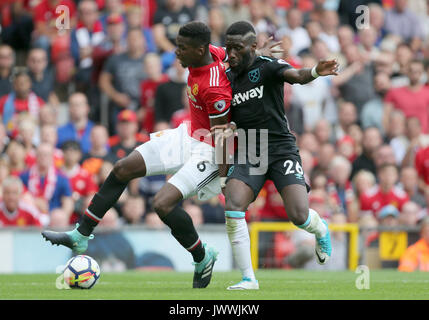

{"left": 135, "top": 122, "right": 221, "bottom": 200}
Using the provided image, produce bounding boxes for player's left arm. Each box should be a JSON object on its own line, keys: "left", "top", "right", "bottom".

{"left": 282, "top": 60, "right": 339, "bottom": 85}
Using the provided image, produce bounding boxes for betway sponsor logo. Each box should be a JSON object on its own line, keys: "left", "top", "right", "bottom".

{"left": 232, "top": 85, "right": 264, "bottom": 106}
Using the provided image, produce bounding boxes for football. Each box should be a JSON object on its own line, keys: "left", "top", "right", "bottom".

{"left": 63, "top": 255, "right": 101, "bottom": 289}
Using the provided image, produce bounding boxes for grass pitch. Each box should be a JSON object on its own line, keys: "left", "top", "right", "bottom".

{"left": 1, "top": 270, "right": 429, "bottom": 300}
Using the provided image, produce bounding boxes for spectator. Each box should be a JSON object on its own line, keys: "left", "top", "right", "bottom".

{"left": 208, "top": 8, "right": 226, "bottom": 48}
{"left": 0, "top": 124, "right": 8, "bottom": 155}
{"left": 350, "top": 126, "right": 383, "bottom": 179}
{"left": 360, "top": 163, "right": 409, "bottom": 219}
{"left": 125, "top": 5, "right": 157, "bottom": 53}
{"left": 170, "top": 86, "right": 191, "bottom": 129}
{"left": 298, "top": 132, "right": 320, "bottom": 157}
{"left": 399, "top": 201, "right": 421, "bottom": 227}
{"left": 0, "top": 176, "right": 43, "bottom": 227}
{"left": 313, "top": 119, "right": 334, "bottom": 145}
{"left": 60, "top": 140, "right": 98, "bottom": 225}
{"left": 248, "top": 0, "right": 276, "bottom": 37}
{"left": 333, "top": 44, "right": 376, "bottom": 114}
{"left": 0, "top": 69, "right": 45, "bottom": 136}
{"left": 70, "top": 0, "right": 105, "bottom": 92}
{"left": 99, "top": 28, "right": 147, "bottom": 133}
{"left": 337, "top": 25, "right": 354, "bottom": 54}
{"left": 391, "top": 43, "right": 413, "bottom": 87}
{"left": 384, "top": 0, "right": 424, "bottom": 52}
{"left": 92, "top": 13, "right": 127, "bottom": 85}
{"left": 414, "top": 144, "right": 429, "bottom": 191}
{"left": 319, "top": 10, "right": 340, "bottom": 53}
{"left": 99, "top": 0, "right": 125, "bottom": 31}
{"left": 332, "top": 101, "right": 357, "bottom": 143}
{"left": 378, "top": 204, "right": 400, "bottom": 226}
{"left": 399, "top": 217, "right": 429, "bottom": 272}
{"left": 352, "top": 169, "right": 376, "bottom": 199}
{"left": 32, "top": 0, "right": 77, "bottom": 52}
{"left": 360, "top": 72, "right": 392, "bottom": 133}
{"left": 306, "top": 20, "right": 322, "bottom": 44}
{"left": 275, "top": 8, "right": 311, "bottom": 56}
{"left": 152, "top": 0, "right": 194, "bottom": 53}
{"left": 313, "top": 143, "right": 335, "bottom": 176}
{"left": 81, "top": 124, "right": 110, "bottom": 177}
{"left": 327, "top": 155, "right": 358, "bottom": 221}
{"left": 5, "top": 139, "right": 26, "bottom": 176}
{"left": 30, "top": 124, "right": 65, "bottom": 169}
{"left": 368, "top": 3, "right": 386, "bottom": 46}
{"left": 0, "top": 1, "right": 34, "bottom": 52}
{"left": 20, "top": 143, "right": 74, "bottom": 218}
{"left": 387, "top": 110, "right": 408, "bottom": 164}
{"left": 221, "top": 0, "right": 250, "bottom": 28}
{"left": 358, "top": 26, "right": 380, "bottom": 62}
{"left": 348, "top": 124, "right": 363, "bottom": 156}
{"left": 384, "top": 60, "right": 429, "bottom": 134}
{"left": 0, "top": 44, "right": 15, "bottom": 97}
{"left": 400, "top": 166, "right": 426, "bottom": 208}
{"left": 90, "top": 12, "right": 127, "bottom": 122}
{"left": 57, "top": 92, "right": 95, "bottom": 154}
{"left": 291, "top": 54, "right": 333, "bottom": 131}
{"left": 139, "top": 53, "right": 169, "bottom": 134}
{"left": 154, "top": 58, "right": 187, "bottom": 131}
{"left": 16, "top": 116, "right": 37, "bottom": 164}
{"left": 26, "top": 48, "right": 58, "bottom": 106}
{"left": 374, "top": 144, "right": 397, "bottom": 169}
{"left": 121, "top": 195, "right": 146, "bottom": 224}
{"left": 106, "top": 110, "right": 149, "bottom": 164}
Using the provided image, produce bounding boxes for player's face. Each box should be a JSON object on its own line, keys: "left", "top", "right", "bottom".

{"left": 175, "top": 35, "right": 201, "bottom": 68}
{"left": 225, "top": 35, "right": 255, "bottom": 74}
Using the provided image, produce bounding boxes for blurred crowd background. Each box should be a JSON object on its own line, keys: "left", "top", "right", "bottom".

{"left": 1, "top": 0, "right": 429, "bottom": 270}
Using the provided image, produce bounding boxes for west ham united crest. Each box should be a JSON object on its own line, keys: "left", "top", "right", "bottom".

{"left": 248, "top": 68, "right": 260, "bottom": 83}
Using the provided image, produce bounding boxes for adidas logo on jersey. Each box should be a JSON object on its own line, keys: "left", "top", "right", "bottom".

{"left": 232, "top": 85, "right": 264, "bottom": 106}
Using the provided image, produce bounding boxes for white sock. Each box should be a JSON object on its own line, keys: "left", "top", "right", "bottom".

{"left": 225, "top": 211, "right": 256, "bottom": 281}
{"left": 296, "top": 208, "right": 327, "bottom": 238}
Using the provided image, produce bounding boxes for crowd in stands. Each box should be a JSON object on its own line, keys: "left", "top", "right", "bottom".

{"left": 1, "top": 0, "right": 429, "bottom": 268}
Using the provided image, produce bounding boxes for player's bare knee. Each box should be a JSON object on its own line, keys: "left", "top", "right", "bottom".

{"left": 152, "top": 194, "right": 174, "bottom": 218}
{"left": 225, "top": 197, "right": 247, "bottom": 212}
{"left": 112, "top": 159, "right": 132, "bottom": 182}
{"left": 288, "top": 202, "right": 309, "bottom": 226}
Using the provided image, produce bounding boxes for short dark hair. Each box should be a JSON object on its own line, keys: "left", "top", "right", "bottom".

{"left": 178, "top": 21, "right": 211, "bottom": 47}
{"left": 226, "top": 21, "right": 256, "bottom": 37}
{"left": 61, "top": 140, "right": 81, "bottom": 152}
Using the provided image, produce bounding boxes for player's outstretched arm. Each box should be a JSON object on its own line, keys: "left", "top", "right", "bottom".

{"left": 283, "top": 59, "right": 339, "bottom": 85}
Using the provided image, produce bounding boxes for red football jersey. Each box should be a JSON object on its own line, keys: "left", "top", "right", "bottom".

{"left": 0, "top": 202, "right": 42, "bottom": 227}
{"left": 359, "top": 185, "right": 409, "bottom": 218}
{"left": 63, "top": 165, "right": 98, "bottom": 198}
{"left": 415, "top": 146, "right": 429, "bottom": 185}
{"left": 186, "top": 45, "right": 232, "bottom": 145}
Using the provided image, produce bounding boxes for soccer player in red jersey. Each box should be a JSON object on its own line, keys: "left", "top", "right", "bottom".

{"left": 42, "top": 22, "right": 231, "bottom": 289}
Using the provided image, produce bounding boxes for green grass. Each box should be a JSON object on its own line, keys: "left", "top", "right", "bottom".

{"left": 1, "top": 270, "right": 429, "bottom": 300}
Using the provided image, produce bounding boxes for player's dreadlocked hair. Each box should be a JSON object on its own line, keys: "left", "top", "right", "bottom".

{"left": 178, "top": 21, "right": 211, "bottom": 47}
{"left": 226, "top": 21, "right": 256, "bottom": 43}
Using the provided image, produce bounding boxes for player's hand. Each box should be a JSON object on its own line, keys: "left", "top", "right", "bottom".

{"left": 256, "top": 36, "right": 284, "bottom": 57}
{"left": 208, "top": 122, "right": 237, "bottom": 147}
{"left": 315, "top": 59, "right": 340, "bottom": 76}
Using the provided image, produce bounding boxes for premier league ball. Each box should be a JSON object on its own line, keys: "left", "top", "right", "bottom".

{"left": 63, "top": 255, "right": 101, "bottom": 289}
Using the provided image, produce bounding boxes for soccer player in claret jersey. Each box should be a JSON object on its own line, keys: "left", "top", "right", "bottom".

{"left": 42, "top": 21, "right": 233, "bottom": 289}
{"left": 211, "top": 21, "right": 339, "bottom": 290}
